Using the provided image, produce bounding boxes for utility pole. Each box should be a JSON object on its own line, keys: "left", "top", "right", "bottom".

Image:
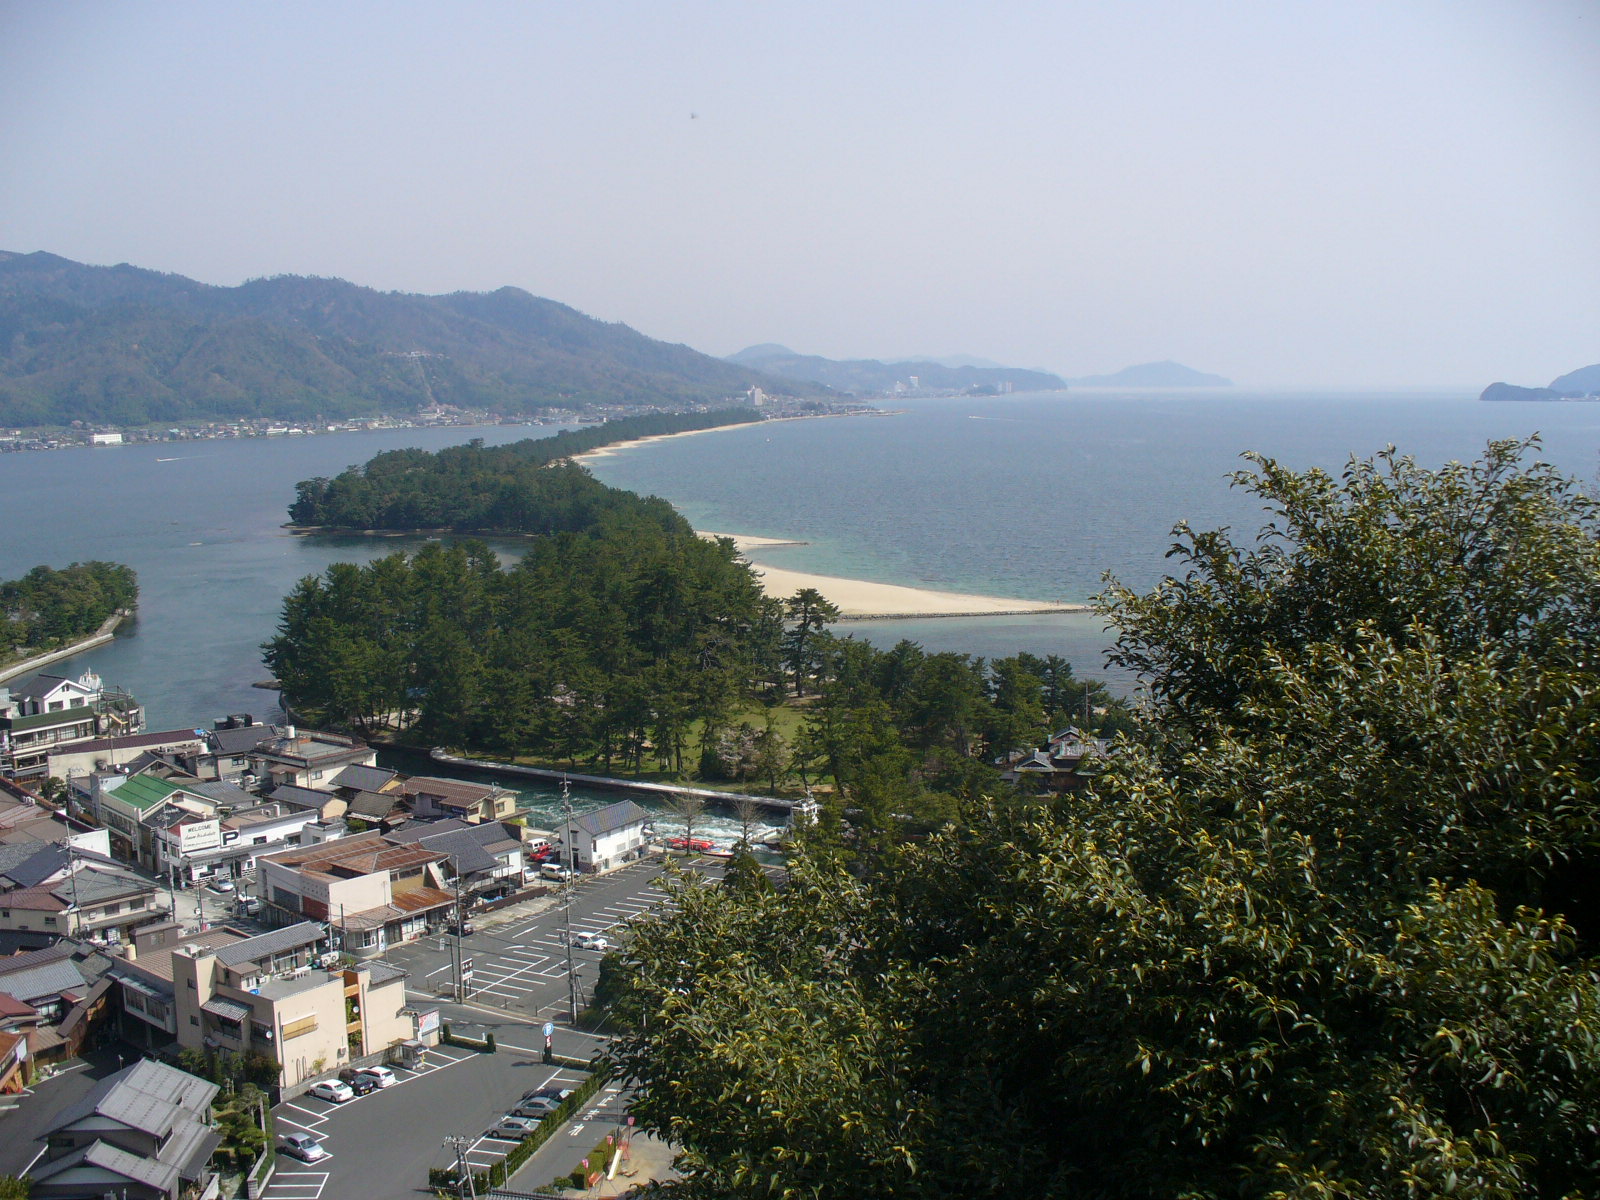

{"left": 450, "top": 853, "right": 466, "bottom": 1003}
{"left": 443, "top": 1135, "right": 478, "bottom": 1200}
{"left": 561, "top": 777, "right": 578, "bottom": 1023}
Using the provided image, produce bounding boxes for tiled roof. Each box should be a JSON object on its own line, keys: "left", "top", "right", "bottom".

{"left": 572, "top": 799, "right": 651, "bottom": 838}
{"left": 402, "top": 776, "right": 506, "bottom": 804}
{"left": 262, "top": 831, "right": 444, "bottom": 878}
{"left": 335, "top": 886, "right": 454, "bottom": 931}
{"left": 268, "top": 783, "right": 338, "bottom": 810}
{"left": 31, "top": 1140, "right": 181, "bottom": 1193}
{"left": 209, "top": 723, "right": 277, "bottom": 756}
{"left": 346, "top": 789, "right": 406, "bottom": 819}
{"left": 0, "top": 885, "right": 67, "bottom": 911}
{"left": 47, "top": 729, "right": 202, "bottom": 756}
{"left": 0, "top": 841, "right": 66, "bottom": 887}
{"left": 364, "top": 959, "right": 407, "bottom": 987}
{"left": 331, "top": 764, "right": 397, "bottom": 792}
{"left": 212, "top": 921, "right": 325, "bottom": 967}
{"left": 0, "top": 956, "right": 86, "bottom": 1003}
{"left": 9, "top": 673, "right": 78, "bottom": 703}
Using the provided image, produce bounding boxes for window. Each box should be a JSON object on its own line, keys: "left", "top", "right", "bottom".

{"left": 42, "top": 917, "right": 56, "bottom": 927}
{"left": 189, "top": 1015, "right": 198, "bottom": 1026}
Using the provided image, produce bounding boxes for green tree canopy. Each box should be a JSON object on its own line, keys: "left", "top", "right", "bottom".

{"left": 607, "top": 441, "right": 1600, "bottom": 1199}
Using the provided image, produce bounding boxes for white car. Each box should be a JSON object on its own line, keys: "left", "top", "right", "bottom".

{"left": 489, "top": 1116, "right": 543, "bottom": 1139}
{"left": 279, "top": 1132, "right": 328, "bottom": 1162}
{"left": 358, "top": 1065, "right": 397, "bottom": 1088}
{"left": 210, "top": 878, "right": 235, "bottom": 893}
{"left": 572, "top": 931, "right": 609, "bottom": 951}
{"left": 308, "top": 1080, "right": 354, "bottom": 1104}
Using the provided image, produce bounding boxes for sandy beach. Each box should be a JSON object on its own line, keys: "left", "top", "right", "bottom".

{"left": 700, "top": 532, "right": 1088, "bottom": 619}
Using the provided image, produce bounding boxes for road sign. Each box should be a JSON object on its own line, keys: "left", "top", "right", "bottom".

{"left": 461, "top": 957, "right": 473, "bottom": 981}
{"left": 543, "top": 1022, "right": 554, "bottom": 1037}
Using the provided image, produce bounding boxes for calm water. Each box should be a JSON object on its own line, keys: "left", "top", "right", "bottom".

{"left": 583, "top": 389, "right": 1600, "bottom": 683}
{"left": 4, "top": 390, "right": 1598, "bottom": 731}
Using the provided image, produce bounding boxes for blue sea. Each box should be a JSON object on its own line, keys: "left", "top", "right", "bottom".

{"left": 3, "top": 388, "right": 1598, "bottom": 735}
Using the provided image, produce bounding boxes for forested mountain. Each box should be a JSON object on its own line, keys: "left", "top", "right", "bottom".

{"left": 725, "top": 344, "right": 1065, "bottom": 395}
{"left": 0, "top": 251, "right": 813, "bottom": 426}
{"left": 288, "top": 409, "right": 762, "bottom": 531}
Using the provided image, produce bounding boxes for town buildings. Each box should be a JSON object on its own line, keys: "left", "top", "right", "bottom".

{"left": 0, "top": 670, "right": 144, "bottom": 778}
{"left": 27, "top": 1057, "right": 220, "bottom": 1200}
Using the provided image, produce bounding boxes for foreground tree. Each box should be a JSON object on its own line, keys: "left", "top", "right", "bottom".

{"left": 608, "top": 441, "right": 1600, "bottom": 1199}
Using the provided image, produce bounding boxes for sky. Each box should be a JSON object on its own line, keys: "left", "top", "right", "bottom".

{"left": 1, "top": 0, "right": 1596, "bottom": 388}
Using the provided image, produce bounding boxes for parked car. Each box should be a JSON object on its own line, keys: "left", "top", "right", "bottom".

{"left": 336, "top": 1069, "right": 377, "bottom": 1095}
{"left": 308, "top": 1080, "right": 355, "bottom": 1104}
{"left": 210, "top": 878, "right": 235, "bottom": 892}
{"left": 539, "top": 862, "right": 574, "bottom": 881}
{"left": 279, "top": 1132, "right": 328, "bottom": 1162}
{"left": 524, "top": 1085, "right": 573, "bottom": 1103}
{"left": 448, "top": 919, "right": 475, "bottom": 937}
{"left": 572, "top": 931, "right": 609, "bottom": 951}
{"left": 488, "top": 1116, "right": 543, "bottom": 1139}
{"left": 359, "top": 1065, "right": 397, "bottom": 1088}
{"left": 508, "top": 1095, "right": 561, "bottom": 1118}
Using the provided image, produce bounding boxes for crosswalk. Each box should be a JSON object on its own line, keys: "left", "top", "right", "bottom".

{"left": 426, "top": 890, "right": 674, "bottom": 1006}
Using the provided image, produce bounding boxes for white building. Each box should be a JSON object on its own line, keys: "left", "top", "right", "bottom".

{"left": 565, "top": 800, "right": 651, "bottom": 873}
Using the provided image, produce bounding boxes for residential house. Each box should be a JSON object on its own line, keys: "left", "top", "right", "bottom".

{"left": 257, "top": 832, "right": 456, "bottom": 958}
{"left": 565, "top": 800, "right": 652, "bottom": 872}
{"left": 328, "top": 763, "right": 399, "bottom": 798}
{"left": 402, "top": 775, "right": 522, "bottom": 824}
{"left": 0, "top": 847, "right": 169, "bottom": 942}
{"left": 0, "top": 941, "right": 117, "bottom": 1070}
{"left": 247, "top": 726, "right": 376, "bottom": 791}
{"left": 998, "top": 728, "right": 1113, "bottom": 794}
{"left": 266, "top": 783, "right": 348, "bottom": 823}
{"left": 386, "top": 819, "right": 526, "bottom": 903}
{"left": 0, "top": 670, "right": 143, "bottom": 778}
{"left": 0, "top": 786, "right": 112, "bottom": 858}
{"left": 27, "top": 1057, "right": 220, "bottom": 1200}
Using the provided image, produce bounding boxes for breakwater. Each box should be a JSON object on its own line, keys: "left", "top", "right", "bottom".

{"left": 429, "top": 749, "right": 797, "bottom": 812}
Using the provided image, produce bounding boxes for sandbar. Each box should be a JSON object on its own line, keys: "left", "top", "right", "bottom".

{"left": 700, "top": 531, "right": 1088, "bottom": 620}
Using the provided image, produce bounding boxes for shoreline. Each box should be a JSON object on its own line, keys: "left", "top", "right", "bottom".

{"left": 569, "top": 410, "right": 894, "bottom": 464}
{"left": 700, "top": 531, "right": 1089, "bottom": 619}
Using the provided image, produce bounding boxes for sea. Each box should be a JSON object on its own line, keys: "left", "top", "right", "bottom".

{"left": 3, "top": 389, "right": 1597, "bottom": 829}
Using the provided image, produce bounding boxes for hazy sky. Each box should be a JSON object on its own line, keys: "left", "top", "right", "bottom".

{"left": 2, "top": 1, "right": 1596, "bottom": 387}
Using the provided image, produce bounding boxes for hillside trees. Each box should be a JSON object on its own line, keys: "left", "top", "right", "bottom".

{"left": 607, "top": 441, "right": 1600, "bottom": 1198}
{"left": 0, "top": 561, "right": 137, "bottom": 652}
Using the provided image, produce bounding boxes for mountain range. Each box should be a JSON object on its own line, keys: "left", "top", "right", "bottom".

{"left": 1480, "top": 364, "right": 1600, "bottom": 402}
{"left": 0, "top": 252, "right": 813, "bottom": 427}
{"left": 725, "top": 344, "right": 1066, "bottom": 395}
{"left": 1065, "top": 360, "right": 1233, "bottom": 387}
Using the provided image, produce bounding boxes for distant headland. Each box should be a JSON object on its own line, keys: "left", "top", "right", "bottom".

{"left": 1480, "top": 363, "right": 1600, "bottom": 402}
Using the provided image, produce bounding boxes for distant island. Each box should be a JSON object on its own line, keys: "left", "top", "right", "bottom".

{"left": 1480, "top": 363, "right": 1600, "bottom": 402}
{"left": 1066, "top": 360, "right": 1233, "bottom": 388}
{"left": 725, "top": 344, "right": 1065, "bottom": 396}
{"left": 0, "top": 251, "right": 823, "bottom": 428}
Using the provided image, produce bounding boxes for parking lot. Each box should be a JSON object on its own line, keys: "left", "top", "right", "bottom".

{"left": 384, "top": 857, "right": 688, "bottom": 1019}
{"left": 266, "top": 1039, "right": 595, "bottom": 1199}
